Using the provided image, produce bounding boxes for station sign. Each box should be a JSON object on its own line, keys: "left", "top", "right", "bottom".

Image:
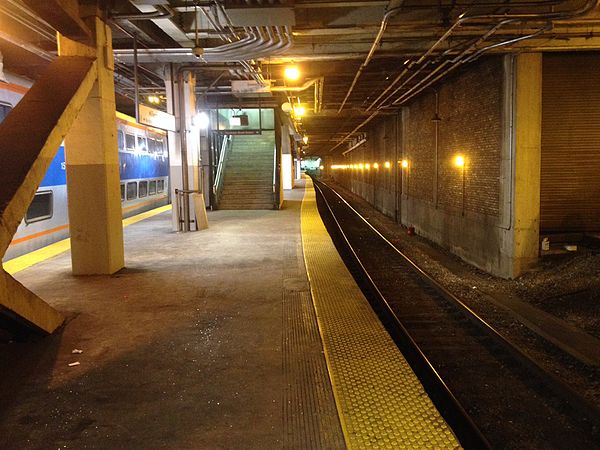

{"left": 138, "top": 104, "right": 176, "bottom": 132}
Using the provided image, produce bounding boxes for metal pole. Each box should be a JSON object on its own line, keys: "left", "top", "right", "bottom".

{"left": 133, "top": 33, "right": 139, "bottom": 122}
{"left": 462, "top": 165, "right": 466, "bottom": 216}
{"left": 178, "top": 71, "right": 191, "bottom": 231}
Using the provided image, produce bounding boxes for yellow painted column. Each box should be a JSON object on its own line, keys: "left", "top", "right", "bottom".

{"left": 512, "top": 53, "right": 542, "bottom": 277}
{"left": 58, "top": 16, "right": 124, "bottom": 274}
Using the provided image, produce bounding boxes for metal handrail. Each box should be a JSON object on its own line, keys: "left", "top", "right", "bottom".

{"left": 213, "top": 134, "right": 232, "bottom": 201}
{"left": 272, "top": 143, "right": 277, "bottom": 194}
{"left": 174, "top": 188, "right": 201, "bottom": 232}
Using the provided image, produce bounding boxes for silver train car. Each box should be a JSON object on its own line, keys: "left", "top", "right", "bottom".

{"left": 1, "top": 76, "right": 170, "bottom": 261}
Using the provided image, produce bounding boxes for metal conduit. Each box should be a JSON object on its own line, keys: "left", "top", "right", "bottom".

{"left": 111, "top": 25, "right": 292, "bottom": 62}
{"left": 337, "top": 1, "right": 406, "bottom": 113}
{"left": 330, "top": 0, "right": 597, "bottom": 153}
{"left": 111, "top": 6, "right": 173, "bottom": 21}
{"left": 380, "top": 18, "right": 522, "bottom": 109}
{"left": 367, "top": 0, "right": 597, "bottom": 111}
{"left": 395, "top": 22, "right": 553, "bottom": 106}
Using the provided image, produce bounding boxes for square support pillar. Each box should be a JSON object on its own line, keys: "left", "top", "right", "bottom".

{"left": 58, "top": 17, "right": 124, "bottom": 275}
{"left": 164, "top": 68, "right": 202, "bottom": 231}
{"left": 511, "top": 53, "right": 542, "bottom": 276}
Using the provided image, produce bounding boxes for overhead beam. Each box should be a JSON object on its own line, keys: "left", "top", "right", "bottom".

{"left": 0, "top": 56, "right": 98, "bottom": 334}
{"left": 22, "top": 0, "right": 91, "bottom": 42}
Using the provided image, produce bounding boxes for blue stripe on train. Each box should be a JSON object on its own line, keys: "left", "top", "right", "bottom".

{"left": 39, "top": 147, "right": 169, "bottom": 187}
{"left": 40, "top": 147, "right": 66, "bottom": 187}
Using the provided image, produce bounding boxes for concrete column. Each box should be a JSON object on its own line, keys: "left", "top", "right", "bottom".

{"left": 164, "top": 67, "right": 201, "bottom": 231}
{"left": 511, "top": 53, "right": 542, "bottom": 276}
{"left": 58, "top": 16, "right": 124, "bottom": 275}
{"left": 281, "top": 128, "right": 293, "bottom": 190}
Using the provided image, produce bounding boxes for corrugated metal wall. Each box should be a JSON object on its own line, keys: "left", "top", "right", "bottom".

{"left": 541, "top": 53, "right": 600, "bottom": 232}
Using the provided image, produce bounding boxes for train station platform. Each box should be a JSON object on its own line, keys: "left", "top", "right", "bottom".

{"left": 0, "top": 179, "right": 458, "bottom": 449}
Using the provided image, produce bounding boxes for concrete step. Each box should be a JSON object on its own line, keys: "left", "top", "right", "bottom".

{"left": 218, "top": 202, "right": 274, "bottom": 210}
{"left": 219, "top": 195, "right": 273, "bottom": 202}
{"left": 223, "top": 176, "right": 273, "bottom": 182}
{"left": 225, "top": 165, "right": 273, "bottom": 170}
{"left": 227, "top": 153, "right": 273, "bottom": 162}
{"left": 222, "top": 189, "right": 273, "bottom": 195}
{"left": 222, "top": 189, "right": 273, "bottom": 196}
{"left": 227, "top": 156, "right": 273, "bottom": 162}
{"left": 220, "top": 197, "right": 274, "bottom": 204}
{"left": 224, "top": 177, "right": 272, "bottom": 182}
{"left": 224, "top": 174, "right": 272, "bottom": 180}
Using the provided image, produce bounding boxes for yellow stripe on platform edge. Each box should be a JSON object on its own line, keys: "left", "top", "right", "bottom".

{"left": 3, "top": 205, "right": 171, "bottom": 275}
{"left": 300, "top": 177, "right": 460, "bottom": 450}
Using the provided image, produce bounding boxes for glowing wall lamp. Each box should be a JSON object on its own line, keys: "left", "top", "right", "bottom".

{"left": 384, "top": 161, "right": 391, "bottom": 169}
{"left": 284, "top": 65, "right": 301, "bottom": 81}
{"left": 401, "top": 159, "right": 409, "bottom": 169}
{"left": 454, "top": 154, "right": 465, "bottom": 168}
{"left": 194, "top": 111, "right": 210, "bottom": 129}
{"left": 302, "top": 136, "right": 309, "bottom": 145}
{"left": 454, "top": 153, "right": 466, "bottom": 215}
{"left": 373, "top": 162, "right": 379, "bottom": 169}
{"left": 294, "top": 105, "right": 306, "bottom": 117}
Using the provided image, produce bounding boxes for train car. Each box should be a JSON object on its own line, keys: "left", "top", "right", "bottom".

{"left": 1, "top": 77, "right": 170, "bottom": 261}
{"left": 115, "top": 112, "right": 169, "bottom": 218}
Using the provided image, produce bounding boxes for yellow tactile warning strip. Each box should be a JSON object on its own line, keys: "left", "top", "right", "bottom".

{"left": 300, "top": 178, "right": 460, "bottom": 450}
{"left": 3, "top": 204, "right": 171, "bottom": 275}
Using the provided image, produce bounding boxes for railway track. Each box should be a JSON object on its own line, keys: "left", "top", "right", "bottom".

{"left": 312, "top": 179, "right": 600, "bottom": 450}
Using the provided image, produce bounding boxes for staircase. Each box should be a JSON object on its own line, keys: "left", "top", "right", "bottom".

{"left": 218, "top": 131, "right": 276, "bottom": 210}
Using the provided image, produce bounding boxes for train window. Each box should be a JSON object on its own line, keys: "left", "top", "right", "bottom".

{"left": 25, "top": 191, "right": 53, "bottom": 224}
{"left": 120, "top": 183, "right": 125, "bottom": 201}
{"left": 157, "top": 180, "right": 165, "bottom": 193}
{"left": 137, "top": 136, "right": 148, "bottom": 153}
{"left": 156, "top": 139, "right": 165, "bottom": 155}
{"left": 126, "top": 182, "right": 137, "bottom": 200}
{"left": 0, "top": 103, "right": 12, "bottom": 124}
{"left": 125, "top": 133, "right": 135, "bottom": 151}
{"left": 117, "top": 130, "right": 125, "bottom": 151}
{"left": 149, "top": 180, "right": 157, "bottom": 195}
{"left": 139, "top": 181, "right": 148, "bottom": 197}
{"left": 148, "top": 138, "right": 156, "bottom": 153}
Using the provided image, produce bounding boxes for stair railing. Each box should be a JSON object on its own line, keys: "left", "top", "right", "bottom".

{"left": 213, "top": 134, "right": 232, "bottom": 206}
{"left": 273, "top": 143, "right": 278, "bottom": 199}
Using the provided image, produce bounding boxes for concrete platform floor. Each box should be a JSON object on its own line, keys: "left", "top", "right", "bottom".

{"left": 0, "top": 182, "right": 344, "bottom": 449}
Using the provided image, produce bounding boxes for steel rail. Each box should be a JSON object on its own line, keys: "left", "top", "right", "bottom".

{"left": 314, "top": 178, "right": 600, "bottom": 433}
{"left": 312, "top": 179, "right": 491, "bottom": 450}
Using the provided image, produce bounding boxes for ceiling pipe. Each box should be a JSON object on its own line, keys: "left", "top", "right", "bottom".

{"left": 342, "top": 138, "right": 367, "bottom": 155}
{"left": 272, "top": 76, "right": 325, "bottom": 113}
{"left": 330, "top": 0, "right": 598, "bottom": 154}
{"left": 271, "top": 76, "right": 324, "bottom": 92}
{"left": 378, "top": 18, "right": 521, "bottom": 109}
{"left": 337, "top": 0, "right": 406, "bottom": 113}
{"left": 395, "top": 22, "right": 553, "bottom": 106}
{"left": 111, "top": 6, "right": 173, "bottom": 21}
{"left": 111, "top": 25, "right": 292, "bottom": 62}
{"left": 368, "top": 0, "right": 597, "bottom": 111}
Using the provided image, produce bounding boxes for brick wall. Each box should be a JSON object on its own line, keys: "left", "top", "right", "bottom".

{"left": 329, "top": 56, "right": 510, "bottom": 276}
{"left": 405, "top": 94, "right": 435, "bottom": 203}
{"left": 438, "top": 57, "right": 503, "bottom": 217}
